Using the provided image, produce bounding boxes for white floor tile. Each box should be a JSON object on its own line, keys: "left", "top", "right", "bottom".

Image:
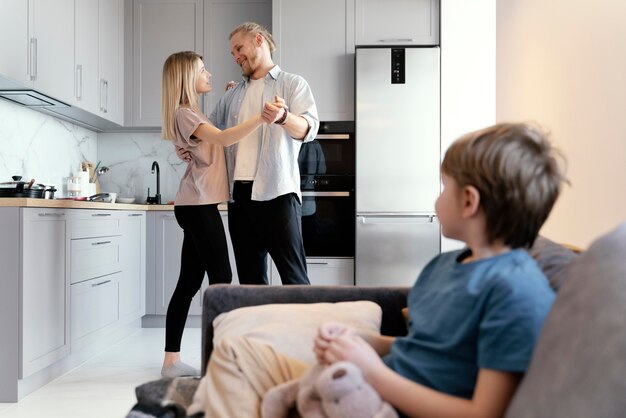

{"left": 0, "top": 328, "right": 201, "bottom": 418}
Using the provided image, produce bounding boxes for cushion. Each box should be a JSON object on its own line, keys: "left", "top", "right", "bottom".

{"left": 212, "top": 301, "right": 383, "bottom": 365}
{"left": 528, "top": 236, "right": 579, "bottom": 291}
{"left": 506, "top": 222, "right": 626, "bottom": 418}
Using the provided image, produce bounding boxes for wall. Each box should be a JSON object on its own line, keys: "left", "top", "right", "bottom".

{"left": 97, "top": 132, "right": 184, "bottom": 203}
{"left": 0, "top": 100, "right": 97, "bottom": 194}
{"left": 440, "top": 0, "right": 496, "bottom": 251}
{"left": 497, "top": 1, "right": 626, "bottom": 247}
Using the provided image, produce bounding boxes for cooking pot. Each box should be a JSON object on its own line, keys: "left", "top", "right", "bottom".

{"left": 0, "top": 175, "right": 55, "bottom": 199}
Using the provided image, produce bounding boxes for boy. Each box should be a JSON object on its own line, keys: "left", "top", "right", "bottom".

{"left": 203, "top": 122, "right": 567, "bottom": 418}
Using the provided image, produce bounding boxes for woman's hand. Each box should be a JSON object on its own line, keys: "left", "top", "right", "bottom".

{"left": 262, "top": 95, "right": 288, "bottom": 124}
{"left": 176, "top": 146, "right": 192, "bottom": 162}
{"left": 225, "top": 81, "right": 237, "bottom": 91}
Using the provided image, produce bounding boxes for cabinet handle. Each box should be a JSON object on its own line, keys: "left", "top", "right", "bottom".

{"left": 91, "top": 213, "right": 112, "bottom": 217}
{"left": 29, "top": 38, "right": 37, "bottom": 80}
{"left": 91, "top": 241, "right": 111, "bottom": 246}
{"left": 91, "top": 279, "right": 111, "bottom": 287}
{"left": 128, "top": 213, "right": 143, "bottom": 217}
{"left": 38, "top": 212, "right": 65, "bottom": 217}
{"left": 378, "top": 38, "right": 414, "bottom": 43}
{"left": 103, "top": 80, "right": 108, "bottom": 113}
{"left": 307, "top": 262, "right": 329, "bottom": 266}
{"left": 75, "top": 65, "right": 83, "bottom": 100}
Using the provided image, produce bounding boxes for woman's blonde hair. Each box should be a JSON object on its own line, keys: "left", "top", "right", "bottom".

{"left": 161, "top": 51, "right": 203, "bottom": 140}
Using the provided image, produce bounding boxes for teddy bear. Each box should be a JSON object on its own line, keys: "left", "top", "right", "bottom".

{"left": 261, "top": 361, "right": 399, "bottom": 418}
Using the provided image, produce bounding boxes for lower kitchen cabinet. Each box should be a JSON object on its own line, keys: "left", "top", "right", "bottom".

{"left": 119, "top": 212, "right": 146, "bottom": 322}
{"left": 70, "top": 273, "right": 121, "bottom": 351}
{"left": 270, "top": 257, "right": 354, "bottom": 286}
{"left": 20, "top": 208, "right": 70, "bottom": 379}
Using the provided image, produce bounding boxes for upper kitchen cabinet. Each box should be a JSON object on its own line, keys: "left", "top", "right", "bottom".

{"left": 0, "top": 0, "right": 75, "bottom": 104}
{"left": 98, "top": 0, "right": 125, "bottom": 124}
{"left": 75, "top": 0, "right": 125, "bottom": 125}
{"left": 355, "top": 0, "right": 440, "bottom": 46}
{"left": 75, "top": 0, "right": 100, "bottom": 114}
{"left": 202, "top": 0, "right": 272, "bottom": 116}
{"left": 129, "top": 0, "right": 204, "bottom": 127}
{"left": 273, "top": 0, "right": 355, "bottom": 121}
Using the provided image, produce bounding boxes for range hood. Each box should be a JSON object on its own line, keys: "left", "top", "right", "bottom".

{"left": 0, "top": 89, "right": 69, "bottom": 107}
{"left": 0, "top": 74, "right": 129, "bottom": 132}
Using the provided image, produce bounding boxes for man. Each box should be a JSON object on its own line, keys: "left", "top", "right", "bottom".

{"left": 210, "top": 22, "right": 319, "bottom": 285}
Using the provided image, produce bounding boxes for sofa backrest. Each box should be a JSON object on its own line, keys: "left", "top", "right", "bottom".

{"left": 506, "top": 222, "right": 626, "bottom": 418}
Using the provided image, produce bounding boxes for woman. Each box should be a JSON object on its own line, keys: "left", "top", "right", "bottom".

{"left": 160, "top": 51, "right": 275, "bottom": 377}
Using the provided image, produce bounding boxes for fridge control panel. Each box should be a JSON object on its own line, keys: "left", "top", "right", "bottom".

{"left": 391, "top": 48, "right": 405, "bottom": 84}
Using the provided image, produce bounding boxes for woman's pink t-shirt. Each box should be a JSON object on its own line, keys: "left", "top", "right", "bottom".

{"left": 173, "top": 107, "right": 229, "bottom": 205}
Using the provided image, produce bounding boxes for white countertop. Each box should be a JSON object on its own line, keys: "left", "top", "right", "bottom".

{"left": 0, "top": 198, "right": 229, "bottom": 211}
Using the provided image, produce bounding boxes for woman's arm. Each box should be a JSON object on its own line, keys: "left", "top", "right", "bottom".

{"left": 192, "top": 114, "right": 264, "bottom": 147}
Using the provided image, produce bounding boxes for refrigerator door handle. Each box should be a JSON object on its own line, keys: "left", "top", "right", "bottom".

{"left": 358, "top": 214, "right": 437, "bottom": 224}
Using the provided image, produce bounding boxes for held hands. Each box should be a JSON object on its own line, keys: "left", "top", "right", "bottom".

{"left": 262, "top": 95, "right": 288, "bottom": 124}
{"left": 314, "top": 321, "right": 385, "bottom": 381}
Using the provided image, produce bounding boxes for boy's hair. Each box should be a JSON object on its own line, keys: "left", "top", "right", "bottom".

{"left": 441, "top": 122, "right": 567, "bottom": 248}
{"left": 161, "top": 51, "right": 203, "bottom": 140}
{"left": 229, "top": 21, "right": 276, "bottom": 54}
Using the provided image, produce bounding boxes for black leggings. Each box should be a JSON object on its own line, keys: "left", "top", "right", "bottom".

{"left": 165, "top": 204, "right": 232, "bottom": 352}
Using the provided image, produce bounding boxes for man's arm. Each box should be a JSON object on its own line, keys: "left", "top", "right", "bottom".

{"left": 263, "top": 98, "right": 310, "bottom": 140}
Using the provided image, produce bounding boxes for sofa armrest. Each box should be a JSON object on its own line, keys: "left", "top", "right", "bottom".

{"left": 201, "top": 284, "right": 409, "bottom": 371}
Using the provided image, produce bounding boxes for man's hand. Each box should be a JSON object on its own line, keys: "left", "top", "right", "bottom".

{"left": 262, "top": 95, "right": 287, "bottom": 124}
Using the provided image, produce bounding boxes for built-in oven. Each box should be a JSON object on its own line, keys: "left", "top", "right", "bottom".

{"left": 299, "top": 122, "right": 355, "bottom": 258}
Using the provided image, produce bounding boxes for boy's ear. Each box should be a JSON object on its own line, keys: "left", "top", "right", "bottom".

{"left": 461, "top": 185, "right": 481, "bottom": 218}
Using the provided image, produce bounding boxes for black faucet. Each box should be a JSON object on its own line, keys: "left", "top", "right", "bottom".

{"left": 147, "top": 161, "right": 162, "bottom": 204}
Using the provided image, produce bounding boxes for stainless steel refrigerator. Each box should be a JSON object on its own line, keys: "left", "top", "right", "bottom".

{"left": 355, "top": 47, "right": 441, "bottom": 287}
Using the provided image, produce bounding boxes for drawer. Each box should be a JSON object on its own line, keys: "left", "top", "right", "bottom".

{"left": 70, "top": 210, "right": 122, "bottom": 239}
{"left": 270, "top": 258, "right": 355, "bottom": 286}
{"left": 71, "top": 236, "right": 122, "bottom": 284}
{"left": 71, "top": 273, "right": 120, "bottom": 350}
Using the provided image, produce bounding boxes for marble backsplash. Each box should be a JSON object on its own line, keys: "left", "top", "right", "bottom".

{"left": 97, "top": 132, "right": 185, "bottom": 203}
{"left": 0, "top": 99, "right": 97, "bottom": 195}
{"left": 0, "top": 98, "right": 184, "bottom": 202}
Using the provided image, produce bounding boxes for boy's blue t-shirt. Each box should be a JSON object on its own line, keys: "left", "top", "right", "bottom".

{"left": 383, "top": 249, "right": 555, "bottom": 399}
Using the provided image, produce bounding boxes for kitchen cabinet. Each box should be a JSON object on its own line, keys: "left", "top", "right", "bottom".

{"left": 98, "top": 0, "right": 125, "bottom": 124}
{"left": 127, "top": 0, "right": 271, "bottom": 127}
{"left": 70, "top": 273, "right": 121, "bottom": 351}
{"left": 119, "top": 212, "right": 146, "bottom": 322}
{"left": 272, "top": 0, "right": 355, "bottom": 121}
{"left": 75, "top": 0, "right": 100, "bottom": 113}
{"left": 129, "top": 0, "right": 204, "bottom": 127}
{"left": 69, "top": 210, "right": 122, "bottom": 350}
{"left": 355, "top": 0, "right": 440, "bottom": 46}
{"left": 0, "top": 0, "right": 75, "bottom": 104}
{"left": 20, "top": 208, "right": 70, "bottom": 379}
{"left": 270, "top": 258, "right": 354, "bottom": 286}
{"left": 151, "top": 211, "right": 206, "bottom": 315}
{"left": 202, "top": 0, "right": 272, "bottom": 116}
{"left": 75, "top": 0, "right": 125, "bottom": 124}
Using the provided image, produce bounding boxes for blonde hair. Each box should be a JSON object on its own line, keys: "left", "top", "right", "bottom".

{"left": 441, "top": 122, "right": 568, "bottom": 248}
{"left": 229, "top": 21, "right": 276, "bottom": 54}
{"left": 161, "top": 51, "right": 203, "bottom": 140}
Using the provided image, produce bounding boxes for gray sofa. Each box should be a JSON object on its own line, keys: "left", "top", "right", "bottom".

{"left": 200, "top": 222, "right": 626, "bottom": 417}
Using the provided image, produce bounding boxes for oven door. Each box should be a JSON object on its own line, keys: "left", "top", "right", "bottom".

{"left": 301, "top": 191, "right": 355, "bottom": 257}
{"left": 298, "top": 134, "right": 354, "bottom": 176}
